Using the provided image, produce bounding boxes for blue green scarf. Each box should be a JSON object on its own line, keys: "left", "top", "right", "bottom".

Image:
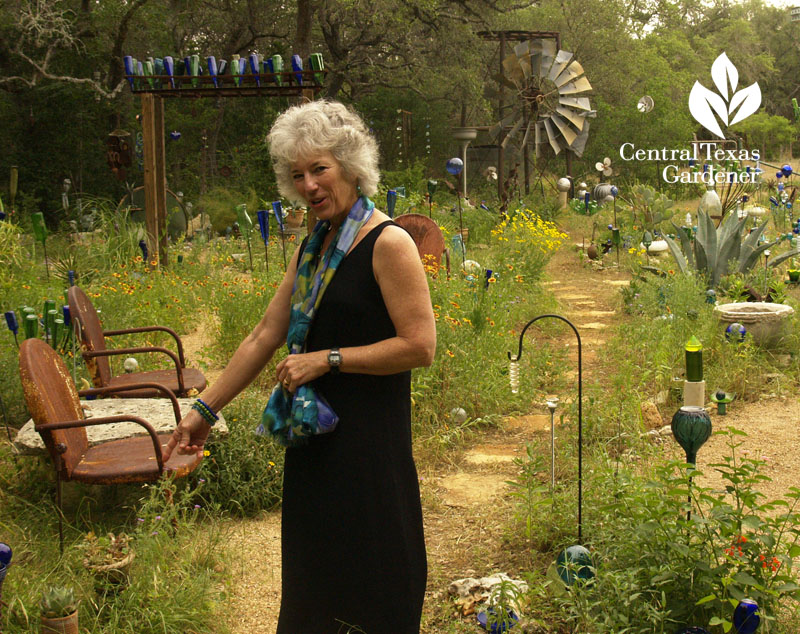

{"left": 258, "top": 196, "right": 374, "bottom": 445}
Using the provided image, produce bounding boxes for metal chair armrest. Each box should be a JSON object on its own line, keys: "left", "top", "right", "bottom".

{"left": 34, "top": 415, "right": 164, "bottom": 473}
{"left": 80, "top": 346, "right": 186, "bottom": 395}
{"left": 103, "top": 326, "right": 186, "bottom": 367}
{"left": 78, "top": 382, "right": 182, "bottom": 424}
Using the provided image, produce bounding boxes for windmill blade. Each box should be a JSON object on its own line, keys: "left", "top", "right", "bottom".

{"left": 520, "top": 118, "right": 533, "bottom": 148}
{"left": 559, "top": 76, "right": 592, "bottom": 95}
{"left": 550, "top": 112, "right": 578, "bottom": 147}
{"left": 543, "top": 117, "right": 563, "bottom": 155}
{"left": 534, "top": 121, "right": 541, "bottom": 158}
{"left": 554, "top": 60, "right": 585, "bottom": 88}
{"left": 559, "top": 96, "right": 592, "bottom": 111}
{"left": 570, "top": 120, "right": 591, "bottom": 157}
{"left": 556, "top": 105, "right": 586, "bottom": 131}
{"left": 518, "top": 53, "right": 532, "bottom": 80}
{"left": 501, "top": 117, "right": 524, "bottom": 149}
{"left": 489, "top": 108, "right": 523, "bottom": 136}
{"left": 513, "top": 41, "right": 530, "bottom": 57}
{"left": 540, "top": 39, "right": 557, "bottom": 74}
{"left": 502, "top": 54, "right": 526, "bottom": 88}
{"left": 547, "top": 50, "right": 574, "bottom": 82}
{"left": 491, "top": 72, "right": 520, "bottom": 92}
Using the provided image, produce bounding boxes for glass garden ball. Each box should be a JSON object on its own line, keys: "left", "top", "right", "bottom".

{"left": 0, "top": 542, "right": 11, "bottom": 566}
{"left": 732, "top": 599, "right": 760, "bottom": 634}
{"left": 725, "top": 322, "right": 747, "bottom": 342}
{"left": 611, "top": 185, "right": 619, "bottom": 197}
{"left": 556, "top": 545, "right": 594, "bottom": 585}
{"left": 776, "top": 171, "right": 783, "bottom": 179}
{"left": 446, "top": 157, "right": 464, "bottom": 175}
{"left": 782, "top": 164, "right": 793, "bottom": 177}
{"left": 556, "top": 177, "right": 571, "bottom": 192}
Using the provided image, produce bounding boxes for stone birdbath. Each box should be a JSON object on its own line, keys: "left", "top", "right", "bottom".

{"left": 713, "top": 301, "right": 795, "bottom": 347}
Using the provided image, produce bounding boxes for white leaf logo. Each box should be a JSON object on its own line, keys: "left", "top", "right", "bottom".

{"left": 688, "top": 53, "right": 761, "bottom": 139}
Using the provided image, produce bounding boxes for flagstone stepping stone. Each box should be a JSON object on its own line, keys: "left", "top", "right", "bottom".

{"left": 559, "top": 293, "right": 593, "bottom": 300}
{"left": 438, "top": 473, "right": 510, "bottom": 507}
{"left": 464, "top": 444, "right": 521, "bottom": 466}
{"left": 603, "top": 280, "right": 630, "bottom": 287}
{"left": 575, "top": 321, "right": 607, "bottom": 330}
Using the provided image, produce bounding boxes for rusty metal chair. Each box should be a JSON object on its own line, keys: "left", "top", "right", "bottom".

{"left": 68, "top": 285, "right": 206, "bottom": 398}
{"left": 18, "top": 338, "right": 203, "bottom": 551}
{"left": 393, "top": 213, "right": 450, "bottom": 278}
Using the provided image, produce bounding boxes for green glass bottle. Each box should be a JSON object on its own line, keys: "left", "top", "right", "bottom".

{"left": 685, "top": 335, "right": 703, "bottom": 382}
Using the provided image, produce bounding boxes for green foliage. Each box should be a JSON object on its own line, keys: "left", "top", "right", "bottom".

{"left": 550, "top": 432, "right": 800, "bottom": 632}
{"left": 664, "top": 209, "right": 800, "bottom": 289}
{"left": 192, "top": 391, "right": 285, "bottom": 516}
{"left": 731, "top": 112, "right": 795, "bottom": 161}
{"left": 197, "top": 187, "right": 262, "bottom": 235}
{"left": 623, "top": 183, "right": 676, "bottom": 233}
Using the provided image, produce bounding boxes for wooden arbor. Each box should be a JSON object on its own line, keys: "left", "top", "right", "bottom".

{"left": 129, "top": 67, "right": 324, "bottom": 266}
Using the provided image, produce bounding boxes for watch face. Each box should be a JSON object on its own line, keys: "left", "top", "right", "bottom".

{"left": 329, "top": 349, "right": 341, "bottom": 366}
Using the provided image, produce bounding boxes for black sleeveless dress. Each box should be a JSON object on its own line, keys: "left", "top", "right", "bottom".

{"left": 276, "top": 221, "right": 427, "bottom": 634}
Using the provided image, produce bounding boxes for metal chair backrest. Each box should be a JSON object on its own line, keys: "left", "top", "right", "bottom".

{"left": 68, "top": 285, "right": 112, "bottom": 387}
{"left": 393, "top": 214, "right": 446, "bottom": 268}
{"left": 18, "top": 338, "right": 88, "bottom": 479}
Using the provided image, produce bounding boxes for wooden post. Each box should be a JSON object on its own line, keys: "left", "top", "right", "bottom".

{"left": 141, "top": 93, "right": 168, "bottom": 266}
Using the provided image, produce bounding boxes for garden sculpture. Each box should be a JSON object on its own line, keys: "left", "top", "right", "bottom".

{"left": 488, "top": 39, "right": 595, "bottom": 157}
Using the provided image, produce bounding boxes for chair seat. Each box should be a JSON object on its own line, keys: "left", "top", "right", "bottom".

{"left": 70, "top": 433, "right": 202, "bottom": 484}
{"left": 106, "top": 368, "right": 207, "bottom": 398}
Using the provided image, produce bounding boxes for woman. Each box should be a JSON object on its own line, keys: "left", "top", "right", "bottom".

{"left": 164, "top": 100, "right": 436, "bottom": 633}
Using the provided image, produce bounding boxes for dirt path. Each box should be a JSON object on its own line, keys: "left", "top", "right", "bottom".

{"left": 180, "top": 225, "right": 800, "bottom": 632}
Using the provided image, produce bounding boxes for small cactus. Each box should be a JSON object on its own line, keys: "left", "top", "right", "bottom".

{"left": 40, "top": 586, "right": 78, "bottom": 618}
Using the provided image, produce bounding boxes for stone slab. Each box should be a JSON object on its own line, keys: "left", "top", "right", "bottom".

{"left": 13, "top": 398, "right": 228, "bottom": 456}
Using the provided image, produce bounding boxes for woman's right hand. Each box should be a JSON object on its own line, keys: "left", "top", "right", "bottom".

{"left": 163, "top": 409, "right": 211, "bottom": 462}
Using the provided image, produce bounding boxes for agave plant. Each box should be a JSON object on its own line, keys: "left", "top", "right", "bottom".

{"left": 40, "top": 586, "right": 78, "bottom": 618}
{"left": 664, "top": 209, "right": 800, "bottom": 289}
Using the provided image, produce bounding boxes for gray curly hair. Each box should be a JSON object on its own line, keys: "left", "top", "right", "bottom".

{"left": 267, "top": 100, "right": 380, "bottom": 205}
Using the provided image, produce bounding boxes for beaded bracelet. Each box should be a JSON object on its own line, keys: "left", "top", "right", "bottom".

{"left": 192, "top": 398, "right": 218, "bottom": 426}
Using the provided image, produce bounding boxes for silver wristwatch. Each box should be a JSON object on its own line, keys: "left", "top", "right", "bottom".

{"left": 328, "top": 348, "right": 342, "bottom": 374}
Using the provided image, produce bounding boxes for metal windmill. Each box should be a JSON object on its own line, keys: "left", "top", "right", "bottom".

{"left": 489, "top": 38, "right": 595, "bottom": 159}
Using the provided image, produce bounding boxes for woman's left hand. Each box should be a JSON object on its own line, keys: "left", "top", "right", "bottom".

{"left": 275, "top": 350, "right": 330, "bottom": 392}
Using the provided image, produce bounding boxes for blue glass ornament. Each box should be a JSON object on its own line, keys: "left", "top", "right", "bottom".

{"left": 776, "top": 171, "right": 783, "bottom": 179}
{"left": 787, "top": 202, "right": 793, "bottom": 210}
{"left": 742, "top": 194, "right": 749, "bottom": 202}
{"left": 68, "top": 270, "right": 75, "bottom": 286}
{"left": 485, "top": 269, "right": 493, "bottom": 288}
{"left": 705, "top": 289, "right": 716, "bottom": 304}
{"left": 476, "top": 608, "right": 519, "bottom": 633}
{"left": 4, "top": 311, "right": 18, "bottom": 334}
{"left": 291, "top": 54, "right": 303, "bottom": 85}
{"left": 207, "top": 56, "right": 218, "bottom": 88}
{"left": 257, "top": 209, "right": 269, "bottom": 243}
{"left": 480, "top": 202, "right": 489, "bottom": 211}
{"left": 272, "top": 201, "right": 284, "bottom": 230}
{"left": 782, "top": 164, "right": 793, "bottom": 177}
{"left": 610, "top": 185, "right": 619, "bottom": 197}
{"left": 446, "top": 157, "right": 463, "bottom": 176}
{"left": 725, "top": 322, "right": 747, "bottom": 342}
{"left": 138, "top": 239, "right": 148, "bottom": 262}
{"left": 387, "top": 189, "right": 397, "bottom": 218}
{"left": 778, "top": 183, "right": 785, "bottom": 192}
{"left": 0, "top": 542, "right": 11, "bottom": 566}
{"left": 123, "top": 56, "right": 136, "bottom": 89}
{"left": 769, "top": 196, "right": 779, "bottom": 207}
{"left": 733, "top": 599, "right": 760, "bottom": 634}
{"left": 607, "top": 224, "right": 613, "bottom": 230}
{"left": 62, "top": 305, "right": 70, "bottom": 327}
{"left": 249, "top": 53, "right": 260, "bottom": 86}
{"left": 556, "top": 545, "right": 594, "bottom": 585}
{"left": 170, "top": 131, "right": 181, "bottom": 141}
